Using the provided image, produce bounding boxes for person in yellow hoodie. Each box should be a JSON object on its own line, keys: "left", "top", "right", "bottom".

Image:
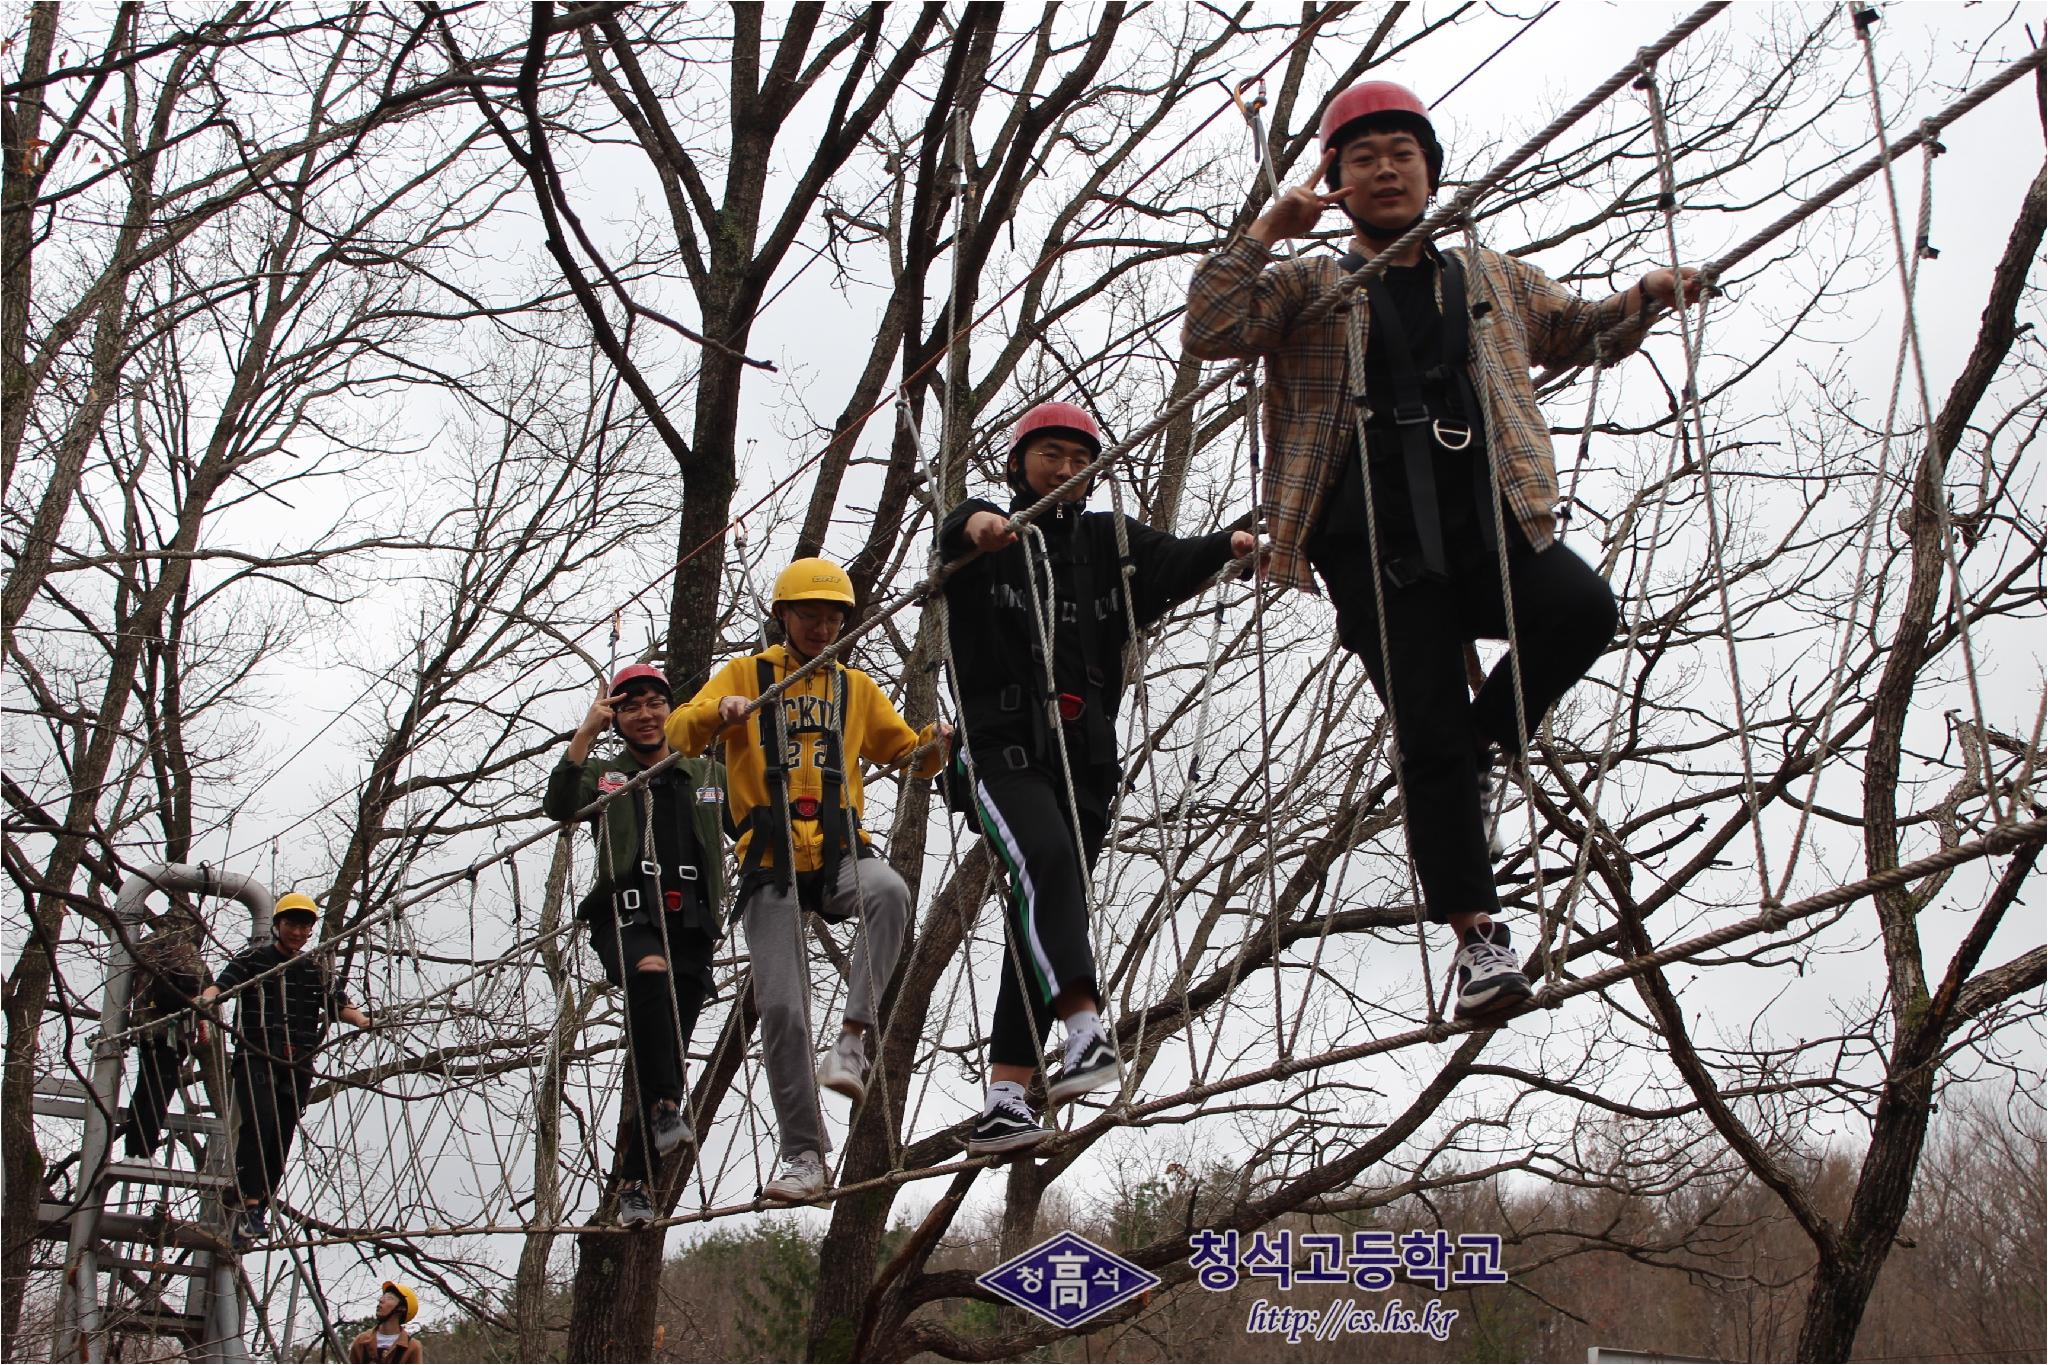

{"left": 667, "top": 558, "right": 947, "bottom": 1201}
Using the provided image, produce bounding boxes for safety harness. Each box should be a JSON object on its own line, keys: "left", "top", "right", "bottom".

{"left": 612, "top": 767, "right": 706, "bottom": 926}
{"left": 957, "top": 505, "right": 1121, "bottom": 775}
{"left": 1344, "top": 245, "right": 1498, "bottom": 582}
{"left": 736, "top": 655, "right": 860, "bottom": 903}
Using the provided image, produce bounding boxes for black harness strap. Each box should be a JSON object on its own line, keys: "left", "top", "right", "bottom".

{"left": 1346, "top": 247, "right": 1487, "bottom": 581}
{"left": 740, "top": 655, "right": 858, "bottom": 896}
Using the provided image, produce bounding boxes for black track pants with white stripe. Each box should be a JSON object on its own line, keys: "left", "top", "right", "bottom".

{"left": 966, "top": 754, "right": 1110, "bottom": 1069}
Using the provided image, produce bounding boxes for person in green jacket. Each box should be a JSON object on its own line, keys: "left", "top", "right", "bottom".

{"left": 543, "top": 663, "right": 729, "bottom": 1228}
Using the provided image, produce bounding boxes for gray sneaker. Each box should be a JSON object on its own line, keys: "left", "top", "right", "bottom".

{"left": 650, "top": 1099, "right": 693, "bottom": 1155}
{"left": 762, "top": 1150, "right": 828, "bottom": 1203}
{"left": 618, "top": 1182, "right": 656, "bottom": 1226}
{"left": 816, "top": 1031, "right": 869, "bottom": 1105}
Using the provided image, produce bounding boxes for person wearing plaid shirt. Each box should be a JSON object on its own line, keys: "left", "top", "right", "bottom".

{"left": 1183, "top": 80, "right": 1698, "bottom": 1022}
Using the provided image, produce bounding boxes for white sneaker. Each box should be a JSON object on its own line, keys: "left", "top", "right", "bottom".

{"left": 816, "top": 1030, "right": 869, "bottom": 1105}
{"left": 763, "top": 1150, "right": 828, "bottom": 1203}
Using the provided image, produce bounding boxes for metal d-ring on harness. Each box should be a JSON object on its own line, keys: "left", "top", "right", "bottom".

{"left": 1343, "top": 244, "right": 1494, "bottom": 584}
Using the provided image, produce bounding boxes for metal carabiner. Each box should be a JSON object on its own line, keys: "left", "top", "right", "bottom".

{"left": 1231, "top": 75, "right": 1268, "bottom": 118}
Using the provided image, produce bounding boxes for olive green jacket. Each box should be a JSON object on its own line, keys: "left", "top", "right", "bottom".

{"left": 543, "top": 751, "right": 729, "bottom": 933}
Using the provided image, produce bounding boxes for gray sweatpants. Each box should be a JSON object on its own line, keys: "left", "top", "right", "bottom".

{"left": 741, "top": 854, "right": 910, "bottom": 1160}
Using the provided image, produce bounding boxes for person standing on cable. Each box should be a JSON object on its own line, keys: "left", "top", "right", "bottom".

{"left": 544, "top": 662, "right": 727, "bottom": 1229}
{"left": 940, "top": 402, "right": 1253, "bottom": 1155}
{"left": 668, "top": 559, "right": 948, "bottom": 1203}
{"left": 1183, "top": 80, "right": 1699, "bottom": 1022}
{"left": 200, "top": 893, "right": 371, "bottom": 1249}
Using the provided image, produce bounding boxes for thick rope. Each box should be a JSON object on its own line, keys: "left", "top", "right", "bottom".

{"left": 1850, "top": 2, "right": 2008, "bottom": 826}
{"left": 266, "top": 816, "right": 2041, "bottom": 1247}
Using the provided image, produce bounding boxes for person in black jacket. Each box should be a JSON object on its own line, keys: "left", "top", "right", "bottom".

{"left": 940, "top": 400, "right": 1253, "bottom": 1154}
{"left": 542, "top": 662, "right": 729, "bottom": 1229}
{"left": 201, "top": 894, "right": 370, "bottom": 1248}
{"left": 119, "top": 912, "right": 213, "bottom": 1159}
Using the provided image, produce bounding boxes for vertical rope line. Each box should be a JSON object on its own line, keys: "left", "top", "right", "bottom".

{"left": 929, "top": 593, "right": 1001, "bottom": 1086}
{"left": 1849, "top": 6, "right": 2007, "bottom": 825}
{"left": 1641, "top": 59, "right": 1779, "bottom": 904}
{"left": 1559, "top": 341, "right": 1610, "bottom": 539}
{"left": 830, "top": 669, "right": 905, "bottom": 1177}
{"left": 1770, "top": 133, "right": 1934, "bottom": 904}
{"left": 593, "top": 819, "right": 655, "bottom": 1209}
{"left": 906, "top": 384, "right": 1043, "bottom": 1130}
{"left": 902, "top": 400, "right": 996, "bottom": 1095}
{"left": 765, "top": 665, "right": 831, "bottom": 1178}
{"left": 1281, "top": 637, "right": 1374, "bottom": 1056}
{"left": 1102, "top": 462, "right": 1180, "bottom": 1105}
{"left": 1134, "top": 405, "right": 1239, "bottom": 1085}
{"left": 1237, "top": 371, "right": 1292, "bottom": 1060}
{"left": 1020, "top": 522, "right": 1132, "bottom": 1106}
{"left": 1340, "top": 275, "right": 1445, "bottom": 1035}
{"left": 1456, "top": 220, "right": 1555, "bottom": 991}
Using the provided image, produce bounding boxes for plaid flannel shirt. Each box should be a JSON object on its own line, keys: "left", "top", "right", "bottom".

{"left": 1183, "top": 235, "right": 1655, "bottom": 591}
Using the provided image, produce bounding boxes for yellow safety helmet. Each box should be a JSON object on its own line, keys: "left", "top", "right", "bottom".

{"left": 771, "top": 558, "right": 855, "bottom": 609}
{"left": 272, "top": 892, "right": 321, "bottom": 922}
{"left": 381, "top": 1281, "right": 419, "bottom": 1323}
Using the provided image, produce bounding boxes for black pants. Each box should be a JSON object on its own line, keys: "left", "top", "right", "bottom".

{"left": 588, "top": 910, "right": 714, "bottom": 1184}
{"left": 965, "top": 749, "right": 1112, "bottom": 1069}
{"left": 232, "top": 1057, "right": 311, "bottom": 1203}
{"left": 1307, "top": 443, "right": 1617, "bottom": 921}
{"left": 123, "top": 1034, "right": 184, "bottom": 1159}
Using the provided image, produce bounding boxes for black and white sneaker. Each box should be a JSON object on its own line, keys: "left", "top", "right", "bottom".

{"left": 1453, "top": 922, "right": 1534, "bottom": 1022}
{"left": 967, "top": 1094, "right": 1051, "bottom": 1155}
{"left": 650, "top": 1098, "right": 694, "bottom": 1155}
{"left": 1046, "top": 1030, "right": 1119, "bottom": 1106}
{"left": 618, "top": 1182, "right": 656, "bottom": 1226}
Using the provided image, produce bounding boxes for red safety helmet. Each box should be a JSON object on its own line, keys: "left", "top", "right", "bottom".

{"left": 609, "top": 662, "right": 670, "bottom": 699}
{"left": 1010, "top": 401, "right": 1102, "bottom": 459}
{"left": 1320, "top": 80, "right": 1443, "bottom": 191}
{"left": 1007, "top": 401, "right": 1103, "bottom": 496}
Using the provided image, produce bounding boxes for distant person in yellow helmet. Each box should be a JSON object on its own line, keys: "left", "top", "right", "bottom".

{"left": 668, "top": 558, "right": 948, "bottom": 1203}
{"left": 199, "top": 893, "right": 371, "bottom": 1250}
{"left": 348, "top": 1280, "right": 424, "bottom": 1362}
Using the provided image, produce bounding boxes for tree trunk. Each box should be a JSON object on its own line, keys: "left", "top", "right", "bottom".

{"left": 514, "top": 832, "right": 580, "bottom": 1360}
{"left": 1795, "top": 165, "right": 2043, "bottom": 1363}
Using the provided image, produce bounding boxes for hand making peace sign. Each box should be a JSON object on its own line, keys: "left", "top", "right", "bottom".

{"left": 1250, "top": 146, "right": 1353, "bottom": 245}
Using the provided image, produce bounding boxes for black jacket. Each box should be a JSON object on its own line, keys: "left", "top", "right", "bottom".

{"left": 214, "top": 944, "right": 351, "bottom": 1066}
{"left": 938, "top": 490, "right": 1236, "bottom": 770}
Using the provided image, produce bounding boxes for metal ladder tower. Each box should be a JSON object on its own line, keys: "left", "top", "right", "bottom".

{"left": 39, "top": 864, "right": 271, "bottom": 1362}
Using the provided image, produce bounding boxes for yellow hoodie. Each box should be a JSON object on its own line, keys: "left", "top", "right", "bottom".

{"left": 668, "top": 644, "right": 945, "bottom": 875}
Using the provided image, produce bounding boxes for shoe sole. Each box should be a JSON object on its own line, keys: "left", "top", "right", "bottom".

{"left": 967, "top": 1128, "right": 1051, "bottom": 1156}
{"left": 1455, "top": 980, "right": 1535, "bottom": 1024}
{"left": 817, "top": 1068, "right": 867, "bottom": 1105}
{"left": 762, "top": 1182, "right": 829, "bottom": 1204}
{"left": 653, "top": 1125, "right": 695, "bottom": 1155}
{"left": 1046, "top": 1060, "right": 1117, "bottom": 1107}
